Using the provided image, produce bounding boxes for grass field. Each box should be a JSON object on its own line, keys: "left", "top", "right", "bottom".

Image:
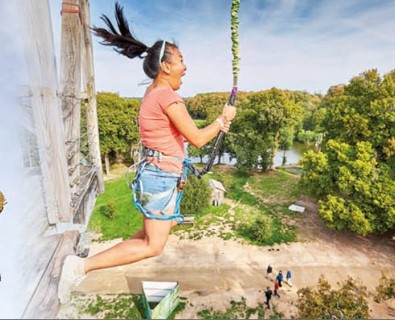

{"left": 87, "top": 172, "right": 143, "bottom": 241}
{"left": 88, "top": 165, "right": 304, "bottom": 245}
{"left": 78, "top": 165, "right": 306, "bottom": 318}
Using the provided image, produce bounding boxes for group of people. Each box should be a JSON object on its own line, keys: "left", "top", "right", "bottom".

{"left": 264, "top": 265, "right": 292, "bottom": 309}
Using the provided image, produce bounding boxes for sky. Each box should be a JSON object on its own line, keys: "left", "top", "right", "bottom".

{"left": 49, "top": 0, "right": 395, "bottom": 98}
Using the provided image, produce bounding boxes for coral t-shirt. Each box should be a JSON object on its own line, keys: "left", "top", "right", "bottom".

{"left": 139, "top": 87, "right": 185, "bottom": 173}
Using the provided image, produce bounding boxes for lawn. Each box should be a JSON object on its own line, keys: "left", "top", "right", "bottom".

{"left": 87, "top": 174, "right": 143, "bottom": 241}
{"left": 87, "top": 165, "right": 305, "bottom": 245}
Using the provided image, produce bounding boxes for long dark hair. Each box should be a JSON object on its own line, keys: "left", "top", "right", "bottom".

{"left": 91, "top": 2, "right": 177, "bottom": 79}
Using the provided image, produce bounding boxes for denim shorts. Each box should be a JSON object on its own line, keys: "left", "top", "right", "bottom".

{"left": 137, "top": 164, "right": 180, "bottom": 212}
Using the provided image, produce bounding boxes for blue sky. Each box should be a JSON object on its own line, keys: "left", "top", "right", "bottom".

{"left": 50, "top": 0, "right": 395, "bottom": 98}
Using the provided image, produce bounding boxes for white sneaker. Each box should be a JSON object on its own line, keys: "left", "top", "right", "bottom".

{"left": 58, "top": 255, "right": 86, "bottom": 304}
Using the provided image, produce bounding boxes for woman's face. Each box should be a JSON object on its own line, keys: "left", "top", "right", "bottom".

{"left": 166, "top": 47, "right": 187, "bottom": 90}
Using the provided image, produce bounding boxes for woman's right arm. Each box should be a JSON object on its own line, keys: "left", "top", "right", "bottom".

{"left": 166, "top": 102, "right": 236, "bottom": 148}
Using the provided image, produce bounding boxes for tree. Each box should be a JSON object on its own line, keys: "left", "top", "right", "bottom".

{"left": 187, "top": 144, "right": 206, "bottom": 163}
{"left": 297, "top": 275, "right": 369, "bottom": 319}
{"left": 300, "top": 70, "right": 395, "bottom": 235}
{"left": 230, "top": 88, "right": 303, "bottom": 171}
{"left": 323, "top": 69, "right": 395, "bottom": 163}
{"left": 97, "top": 92, "right": 139, "bottom": 174}
{"left": 279, "top": 126, "right": 294, "bottom": 165}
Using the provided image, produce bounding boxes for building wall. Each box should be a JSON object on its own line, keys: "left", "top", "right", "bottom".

{"left": 0, "top": 1, "right": 96, "bottom": 318}
{"left": 0, "top": 17, "right": 59, "bottom": 316}
{"left": 0, "top": 3, "right": 54, "bottom": 317}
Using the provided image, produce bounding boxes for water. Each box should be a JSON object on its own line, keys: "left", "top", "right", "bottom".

{"left": 273, "top": 142, "right": 311, "bottom": 166}
{"left": 191, "top": 142, "right": 311, "bottom": 167}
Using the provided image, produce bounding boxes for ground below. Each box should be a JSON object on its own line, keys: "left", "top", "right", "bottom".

{"left": 57, "top": 195, "right": 395, "bottom": 319}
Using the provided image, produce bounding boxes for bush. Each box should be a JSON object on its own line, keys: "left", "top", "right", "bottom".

{"left": 249, "top": 215, "right": 273, "bottom": 242}
{"left": 238, "top": 215, "right": 273, "bottom": 244}
{"left": 197, "top": 297, "right": 268, "bottom": 319}
{"left": 180, "top": 175, "right": 211, "bottom": 215}
{"left": 100, "top": 198, "right": 116, "bottom": 220}
{"left": 375, "top": 270, "right": 395, "bottom": 302}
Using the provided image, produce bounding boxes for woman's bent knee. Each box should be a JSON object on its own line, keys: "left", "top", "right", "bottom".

{"left": 145, "top": 244, "right": 165, "bottom": 258}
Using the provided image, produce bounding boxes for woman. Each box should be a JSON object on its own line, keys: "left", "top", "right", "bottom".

{"left": 57, "top": 2, "right": 236, "bottom": 303}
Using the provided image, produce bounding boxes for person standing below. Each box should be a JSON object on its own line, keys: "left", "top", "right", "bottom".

{"left": 57, "top": 2, "right": 236, "bottom": 304}
{"left": 286, "top": 270, "right": 292, "bottom": 287}
{"left": 266, "top": 264, "right": 273, "bottom": 280}
{"left": 276, "top": 270, "right": 284, "bottom": 287}
{"left": 274, "top": 280, "right": 280, "bottom": 298}
{"left": 265, "top": 286, "right": 273, "bottom": 309}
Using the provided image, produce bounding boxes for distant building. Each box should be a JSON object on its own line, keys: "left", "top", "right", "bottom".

{"left": 208, "top": 179, "right": 227, "bottom": 206}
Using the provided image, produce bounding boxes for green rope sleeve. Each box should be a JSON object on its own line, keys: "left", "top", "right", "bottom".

{"left": 231, "top": 0, "right": 240, "bottom": 87}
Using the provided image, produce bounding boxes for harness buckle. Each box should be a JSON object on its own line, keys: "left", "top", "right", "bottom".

{"left": 177, "top": 177, "right": 187, "bottom": 191}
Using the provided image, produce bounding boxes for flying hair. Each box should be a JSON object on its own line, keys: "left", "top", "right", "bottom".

{"left": 92, "top": 2, "right": 179, "bottom": 79}
{"left": 91, "top": 2, "right": 149, "bottom": 59}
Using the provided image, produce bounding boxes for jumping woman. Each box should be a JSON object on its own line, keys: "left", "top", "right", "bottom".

{"left": 57, "top": 2, "right": 236, "bottom": 303}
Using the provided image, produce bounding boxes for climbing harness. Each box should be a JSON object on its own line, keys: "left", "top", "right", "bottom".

{"left": 127, "top": 146, "right": 200, "bottom": 224}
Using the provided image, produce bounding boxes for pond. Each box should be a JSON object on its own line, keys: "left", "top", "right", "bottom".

{"left": 190, "top": 142, "right": 312, "bottom": 167}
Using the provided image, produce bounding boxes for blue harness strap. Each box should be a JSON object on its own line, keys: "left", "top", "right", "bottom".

{"left": 131, "top": 157, "right": 197, "bottom": 224}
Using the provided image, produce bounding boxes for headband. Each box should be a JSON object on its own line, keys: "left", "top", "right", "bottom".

{"left": 158, "top": 40, "right": 166, "bottom": 65}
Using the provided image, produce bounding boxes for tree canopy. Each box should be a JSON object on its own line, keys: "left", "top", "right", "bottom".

{"left": 297, "top": 275, "right": 370, "bottom": 319}
{"left": 300, "top": 70, "right": 395, "bottom": 235}
{"left": 96, "top": 92, "right": 140, "bottom": 161}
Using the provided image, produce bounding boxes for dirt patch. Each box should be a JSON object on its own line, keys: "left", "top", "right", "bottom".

{"left": 57, "top": 226, "right": 395, "bottom": 319}
{"left": 57, "top": 171, "right": 395, "bottom": 319}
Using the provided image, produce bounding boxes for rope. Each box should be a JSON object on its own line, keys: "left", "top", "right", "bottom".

{"left": 197, "top": 0, "right": 240, "bottom": 176}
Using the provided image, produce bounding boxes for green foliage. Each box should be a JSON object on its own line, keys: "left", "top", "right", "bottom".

{"left": 297, "top": 275, "right": 370, "bottom": 319}
{"left": 230, "top": 88, "right": 303, "bottom": 170}
{"left": 187, "top": 144, "right": 208, "bottom": 163}
{"left": 250, "top": 170, "right": 303, "bottom": 201}
{"left": 88, "top": 177, "right": 142, "bottom": 241}
{"left": 97, "top": 92, "right": 140, "bottom": 162}
{"left": 185, "top": 89, "right": 319, "bottom": 171}
{"left": 185, "top": 92, "right": 228, "bottom": 120}
{"left": 279, "top": 126, "right": 294, "bottom": 152}
{"left": 300, "top": 70, "right": 395, "bottom": 235}
{"left": 79, "top": 293, "right": 185, "bottom": 320}
{"left": 83, "top": 294, "right": 143, "bottom": 319}
{"left": 297, "top": 129, "right": 318, "bottom": 145}
{"left": 180, "top": 175, "right": 211, "bottom": 216}
{"left": 375, "top": 270, "right": 395, "bottom": 302}
{"left": 302, "top": 140, "right": 395, "bottom": 235}
{"left": 318, "top": 195, "right": 372, "bottom": 235}
{"left": 99, "top": 198, "right": 116, "bottom": 220}
{"left": 244, "top": 215, "right": 273, "bottom": 243}
{"left": 310, "top": 107, "right": 327, "bottom": 133}
{"left": 212, "top": 170, "right": 258, "bottom": 205}
{"left": 237, "top": 212, "right": 296, "bottom": 246}
{"left": 291, "top": 90, "right": 322, "bottom": 131}
{"left": 299, "top": 150, "right": 331, "bottom": 197}
{"left": 229, "top": 170, "right": 299, "bottom": 245}
{"left": 197, "top": 296, "right": 270, "bottom": 319}
{"left": 173, "top": 168, "right": 299, "bottom": 246}
{"left": 322, "top": 69, "right": 395, "bottom": 163}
